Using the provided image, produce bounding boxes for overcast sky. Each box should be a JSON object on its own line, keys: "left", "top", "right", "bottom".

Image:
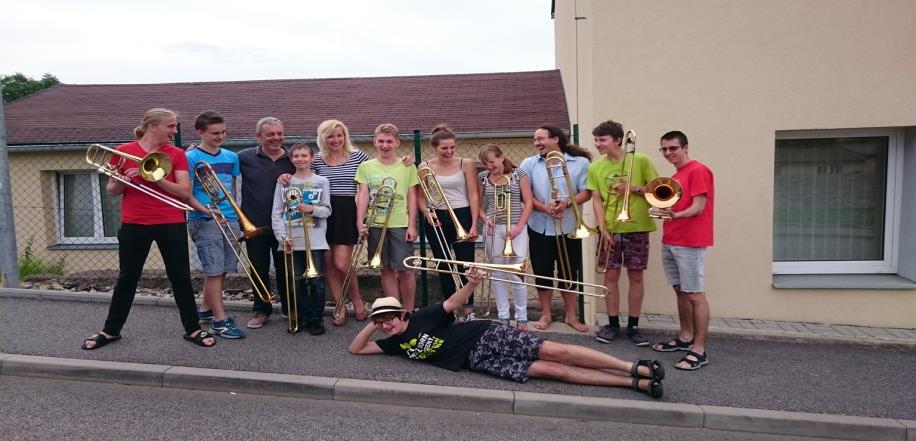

{"left": 1, "top": 0, "right": 556, "bottom": 85}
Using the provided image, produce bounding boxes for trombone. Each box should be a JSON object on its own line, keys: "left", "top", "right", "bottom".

{"left": 403, "top": 256, "right": 606, "bottom": 298}
{"left": 281, "top": 186, "right": 305, "bottom": 334}
{"left": 193, "top": 162, "right": 274, "bottom": 303}
{"left": 483, "top": 173, "right": 522, "bottom": 317}
{"left": 645, "top": 177, "right": 683, "bottom": 219}
{"left": 417, "top": 165, "right": 466, "bottom": 291}
{"left": 332, "top": 193, "right": 381, "bottom": 321}
{"left": 86, "top": 143, "right": 194, "bottom": 211}
{"left": 367, "top": 177, "right": 398, "bottom": 269}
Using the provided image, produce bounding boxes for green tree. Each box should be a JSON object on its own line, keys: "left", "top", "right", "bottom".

{"left": 1, "top": 72, "right": 61, "bottom": 102}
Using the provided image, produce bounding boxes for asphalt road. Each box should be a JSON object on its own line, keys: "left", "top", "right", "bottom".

{"left": 1, "top": 297, "right": 914, "bottom": 420}
{"left": 0, "top": 376, "right": 848, "bottom": 441}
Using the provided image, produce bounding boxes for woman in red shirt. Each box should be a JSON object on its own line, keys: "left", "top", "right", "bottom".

{"left": 82, "top": 108, "right": 215, "bottom": 349}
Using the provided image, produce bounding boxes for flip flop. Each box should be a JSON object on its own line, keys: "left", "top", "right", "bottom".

{"left": 81, "top": 333, "right": 121, "bottom": 350}
{"left": 183, "top": 330, "right": 216, "bottom": 347}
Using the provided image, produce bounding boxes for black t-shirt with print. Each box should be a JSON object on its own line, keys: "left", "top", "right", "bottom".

{"left": 375, "top": 303, "right": 492, "bottom": 371}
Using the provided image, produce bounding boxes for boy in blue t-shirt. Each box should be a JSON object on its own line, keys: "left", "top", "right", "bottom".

{"left": 186, "top": 111, "right": 245, "bottom": 339}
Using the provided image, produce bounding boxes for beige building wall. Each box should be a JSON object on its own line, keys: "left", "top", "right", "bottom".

{"left": 555, "top": 0, "right": 916, "bottom": 327}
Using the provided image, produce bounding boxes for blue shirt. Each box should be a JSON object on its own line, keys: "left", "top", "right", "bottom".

{"left": 186, "top": 148, "right": 241, "bottom": 221}
{"left": 519, "top": 152, "right": 590, "bottom": 236}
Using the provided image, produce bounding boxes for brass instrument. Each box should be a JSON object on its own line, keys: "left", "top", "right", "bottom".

{"left": 544, "top": 151, "right": 596, "bottom": 240}
{"left": 283, "top": 187, "right": 320, "bottom": 279}
{"left": 403, "top": 256, "right": 607, "bottom": 298}
{"left": 417, "top": 165, "right": 472, "bottom": 242}
{"left": 86, "top": 143, "right": 194, "bottom": 211}
{"left": 193, "top": 162, "right": 274, "bottom": 303}
{"left": 492, "top": 174, "right": 518, "bottom": 258}
{"left": 417, "top": 165, "right": 465, "bottom": 290}
{"left": 645, "top": 177, "right": 683, "bottom": 219}
{"left": 615, "top": 130, "right": 638, "bottom": 222}
{"left": 332, "top": 194, "right": 381, "bottom": 321}
{"left": 281, "top": 187, "right": 301, "bottom": 334}
{"left": 367, "top": 177, "right": 398, "bottom": 269}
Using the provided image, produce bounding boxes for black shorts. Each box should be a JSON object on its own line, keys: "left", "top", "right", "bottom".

{"left": 527, "top": 227, "right": 583, "bottom": 288}
{"left": 326, "top": 195, "right": 358, "bottom": 245}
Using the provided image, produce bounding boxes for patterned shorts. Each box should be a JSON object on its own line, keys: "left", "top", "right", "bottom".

{"left": 466, "top": 322, "right": 545, "bottom": 383}
{"left": 597, "top": 232, "right": 650, "bottom": 270}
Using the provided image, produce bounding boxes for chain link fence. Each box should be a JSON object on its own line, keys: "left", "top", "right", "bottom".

{"left": 5, "top": 129, "right": 541, "bottom": 307}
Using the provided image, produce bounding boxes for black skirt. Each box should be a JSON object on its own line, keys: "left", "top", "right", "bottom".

{"left": 326, "top": 195, "right": 359, "bottom": 245}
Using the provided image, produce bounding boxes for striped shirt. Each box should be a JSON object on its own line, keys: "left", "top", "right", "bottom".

{"left": 477, "top": 168, "right": 527, "bottom": 225}
{"left": 312, "top": 150, "right": 369, "bottom": 196}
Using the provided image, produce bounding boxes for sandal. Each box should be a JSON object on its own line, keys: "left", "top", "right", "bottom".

{"left": 81, "top": 333, "right": 121, "bottom": 350}
{"left": 632, "top": 377, "right": 664, "bottom": 399}
{"left": 631, "top": 359, "right": 666, "bottom": 381}
{"left": 651, "top": 337, "right": 693, "bottom": 352}
{"left": 183, "top": 330, "right": 216, "bottom": 347}
{"left": 675, "top": 351, "right": 708, "bottom": 371}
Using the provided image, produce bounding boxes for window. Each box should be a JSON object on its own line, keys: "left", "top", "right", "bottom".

{"left": 773, "top": 129, "right": 903, "bottom": 274}
{"left": 56, "top": 172, "right": 121, "bottom": 244}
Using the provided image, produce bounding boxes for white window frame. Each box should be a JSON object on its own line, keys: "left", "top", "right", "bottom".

{"left": 773, "top": 128, "right": 903, "bottom": 275}
{"left": 55, "top": 171, "right": 118, "bottom": 245}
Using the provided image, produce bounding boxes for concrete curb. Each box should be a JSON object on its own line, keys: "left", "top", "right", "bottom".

{"left": 4, "top": 287, "right": 915, "bottom": 348}
{"left": 0, "top": 353, "right": 912, "bottom": 441}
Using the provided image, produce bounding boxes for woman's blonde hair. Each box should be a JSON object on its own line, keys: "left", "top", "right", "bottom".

{"left": 478, "top": 144, "right": 517, "bottom": 175}
{"left": 316, "top": 119, "right": 356, "bottom": 158}
{"left": 134, "top": 108, "right": 177, "bottom": 140}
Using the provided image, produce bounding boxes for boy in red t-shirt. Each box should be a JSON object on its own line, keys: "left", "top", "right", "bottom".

{"left": 650, "top": 131, "right": 713, "bottom": 371}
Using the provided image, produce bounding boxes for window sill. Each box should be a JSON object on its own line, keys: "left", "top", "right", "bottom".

{"left": 48, "top": 243, "right": 119, "bottom": 251}
{"left": 772, "top": 274, "right": 916, "bottom": 289}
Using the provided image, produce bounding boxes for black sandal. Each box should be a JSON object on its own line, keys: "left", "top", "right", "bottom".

{"left": 183, "top": 330, "right": 216, "bottom": 347}
{"left": 632, "top": 377, "right": 664, "bottom": 399}
{"left": 675, "top": 351, "right": 709, "bottom": 371}
{"left": 651, "top": 337, "right": 693, "bottom": 352}
{"left": 81, "top": 333, "right": 121, "bottom": 350}
{"left": 631, "top": 359, "right": 666, "bottom": 381}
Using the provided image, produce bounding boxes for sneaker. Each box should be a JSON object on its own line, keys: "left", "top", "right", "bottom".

{"left": 308, "top": 319, "right": 326, "bottom": 336}
{"left": 197, "top": 309, "right": 214, "bottom": 325}
{"left": 464, "top": 312, "right": 477, "bottom": 322}
{"left": 281, "top": 311, "right": 290, "bottom": 320}
{"left": 517, "top": 319, "right": 528, "bottom": 332}
{"left": 626, "top": 326, "right": 650, "bottom": 347}
{"left": 595, "top": 325, "right": 620, "bottom": 343}
{"left": 246, "top": 312, "right": 269, "bottom": 329}
{"left": 211, "top": 317, "right": 246, "bottom": 339}
{"left": 498, "top": 318, "right": 510, "bottom": 326}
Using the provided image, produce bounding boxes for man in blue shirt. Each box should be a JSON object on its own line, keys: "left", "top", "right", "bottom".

{"left": 519, "top": 125, "right": 593, "bottom": 332}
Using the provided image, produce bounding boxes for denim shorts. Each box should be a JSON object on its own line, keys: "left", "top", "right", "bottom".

{"left": 367, "top": 227, "right": 412, "bottom": 271}
{"left": 188, "top": 219, "right": 240, "bottom": 276}
{"left": 660, "top": 244, "right": 706, "bottom": 293}
{"left": 466, "top": 322, "right": 545, "bottom": 383}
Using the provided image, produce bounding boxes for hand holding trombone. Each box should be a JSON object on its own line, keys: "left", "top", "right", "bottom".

{"left": 596, "top": 130, "right": 637, "bottom": 273}
{"left": 86, "top": 143, "right": 194, "bottom": 211}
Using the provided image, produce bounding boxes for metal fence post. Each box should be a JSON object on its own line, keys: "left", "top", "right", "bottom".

{"left": 0, "top": 90, "right": 20, "bottom": 287}
{"left": 414, "top": 129, "right": 429, "bottom": 307}
{"left": 572, "top": 123, "right": 584, "bottom": 322}
{"left": 174, "top": 122, "right": 182, "bottom": 147}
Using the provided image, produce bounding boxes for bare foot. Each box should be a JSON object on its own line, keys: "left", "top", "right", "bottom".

{"left": 332, "top": 313, "right": 347, "bottom": 327}
{"left": 532, "top": 316, "right": 552, "bottom": 330}
{"left": 564, "top": 317, "right": 589, "bottom": 332}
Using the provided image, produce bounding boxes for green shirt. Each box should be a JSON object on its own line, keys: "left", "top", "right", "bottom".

{"left": 355, "top": 159, "right": 419, "bottom": 228}
{"left": 586, "top": 153, "right": 659, "bottom": 233}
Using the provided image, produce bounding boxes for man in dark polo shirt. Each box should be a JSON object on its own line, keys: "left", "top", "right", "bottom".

{"left": 239, "top": 117, "right": 295, "bottom": 329}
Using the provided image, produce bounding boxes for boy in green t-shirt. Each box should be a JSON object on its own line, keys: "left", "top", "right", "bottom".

{"left": 586, "top": 120, "right": 659, "bottom": 346}
{"left": 355, "top": 124, "right": 420, "bottom": 310}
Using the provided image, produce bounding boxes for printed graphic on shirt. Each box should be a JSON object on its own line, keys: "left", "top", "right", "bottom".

{"left": 284, "top": 183, "right": 323, "bottom": 226}
{"left": 399, "top": 332, "right": 445, "bottom": 360}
